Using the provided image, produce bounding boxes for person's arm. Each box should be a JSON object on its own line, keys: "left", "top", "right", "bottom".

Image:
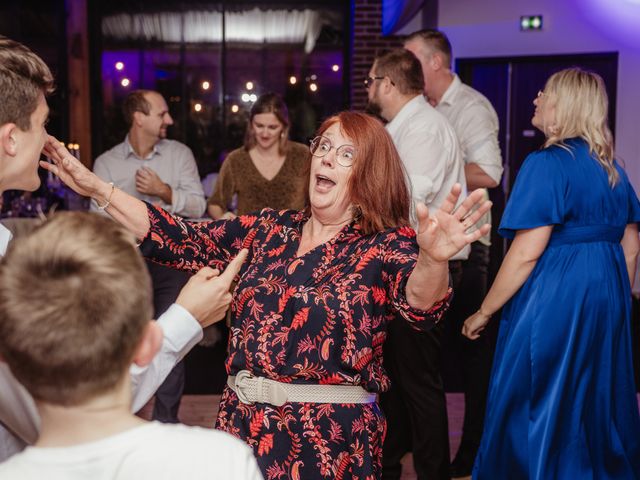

{"left": 130, "top": 250, "right": 247, "bottom": 411}
{"left": 465, "top": 163, "right": 499, "bottom": 190}
{"left": 168, "top": 146, "right": 207, "bottom": 218}
{"left": 621, "top": 223, "right": 640, "bottom": 287}
{"left": 208, "top": 204, "right": 236, "bottom": 220}
{"left": 462, "top": 225, "right": 552, "bottom": 339}
{"left": 406, "top": 185, "right": 491, "bottom": 310}
{"left": 90, "top": 156, "right": 114, "bottom": 213}
{"left": 396, "top": 124, "right": 447, "bottom": 208}
{"left": 0, "top": 364, "right": 39, "bottom": 446}
{"left": 43, "top": 136, "right": 151, "bottom": 239}
{"left": 458, "top": 103, "right": 503, "bottom": 191}
{"left": 207, "top": 155, "right": 236, "bottom": 219}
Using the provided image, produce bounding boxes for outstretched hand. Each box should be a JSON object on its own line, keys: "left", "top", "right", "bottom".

{"left": 175, "top": 249, "right": 249, "bottom": 328}
{"left": 40, "top": 135, "right": 103, "bottom": 198}
{"left": 415, "top": 184, "right": 491, "bottom": 263}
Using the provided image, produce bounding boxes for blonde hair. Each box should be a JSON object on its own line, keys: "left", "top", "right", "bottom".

{"left": 0, "top": 213, "right": 152, "bottom": 406}
{"left": 543, "top": 68, "right": 618, "bottom": 186}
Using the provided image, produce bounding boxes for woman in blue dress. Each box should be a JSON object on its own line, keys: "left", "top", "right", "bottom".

{"left": 463, "top": 68, "right": 640, "bottom": 479}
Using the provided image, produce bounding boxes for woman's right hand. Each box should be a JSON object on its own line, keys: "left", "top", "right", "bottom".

{"left": 462, "top": 309, "right": 491, "bottom": 340}
{"left": 40, "top": 135, "right": 109, "bottom": 200}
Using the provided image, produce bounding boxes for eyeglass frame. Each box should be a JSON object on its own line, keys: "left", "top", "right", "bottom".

{"left": 364, "top": 75, "right": 396, "bottom": 88}
{"left": 309, "top": 135, "right": 356, "bottom": 168}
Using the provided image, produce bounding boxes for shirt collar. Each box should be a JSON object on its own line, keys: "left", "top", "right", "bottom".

{"left": 438, "top": 73, "right": 462, "bottom": 107}
{"left": 124, "top": 135, "right": 161, "bottom": 161}
{"left": 386, "top": 95, "right": 427, "bottom": 137}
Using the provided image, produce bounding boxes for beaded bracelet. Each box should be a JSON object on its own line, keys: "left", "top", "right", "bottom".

{"left": 95, "top": 182, "right": 115, "bottom": 211}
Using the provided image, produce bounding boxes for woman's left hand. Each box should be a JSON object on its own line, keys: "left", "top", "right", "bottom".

{"left": 415, "top": 184, "right": 492, "bottom": 262}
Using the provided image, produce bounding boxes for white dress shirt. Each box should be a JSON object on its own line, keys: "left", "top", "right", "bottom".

{"left": 385, "top": 94, "right": 469, "bottom": 260}
{"left": 436, "top": 75, "right": 503, "bottom": 246}
{"left": 92, "top": 137, "right": 206, "bottom": 219}
{"left": 0, "top": 224, "right": 203, "bottom": 461}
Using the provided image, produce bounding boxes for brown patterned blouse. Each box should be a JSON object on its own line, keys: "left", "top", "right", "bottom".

{"left": 207, "top": 141, "right": 310, "bottom": 216}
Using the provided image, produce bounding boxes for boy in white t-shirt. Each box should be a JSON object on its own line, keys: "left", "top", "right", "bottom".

{"left": 0, "top": 212, "right": 262, "bottom": 479}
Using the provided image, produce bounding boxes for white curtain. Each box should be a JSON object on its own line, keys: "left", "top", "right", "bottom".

{"left": 102, "top": 8, "right": 325, "bottom": 53}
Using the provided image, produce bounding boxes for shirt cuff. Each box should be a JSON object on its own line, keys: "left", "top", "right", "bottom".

{"left": 157, "top": 304, "right": 204, "bottom": 354}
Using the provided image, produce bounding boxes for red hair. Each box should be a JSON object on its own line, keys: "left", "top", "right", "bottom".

{"left": 308, "top": 111, "right": 410, "bottom": 234}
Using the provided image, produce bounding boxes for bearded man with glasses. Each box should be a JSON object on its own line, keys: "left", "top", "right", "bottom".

{"left": 366, "top": 48, "right": 468, "bottom": 480}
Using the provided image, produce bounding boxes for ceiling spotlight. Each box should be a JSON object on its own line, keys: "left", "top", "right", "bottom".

{"left": 120, "top": 78, "right": 130, "bottom": 87}
{"left": 249, "top": 93, "right": 257, "bottom": 102}
{"left": 289, "top": 76, "right": 297, "bottom": 85}
{"left": 309, "top": 83, "right": 318, "bottom": 92}
{"left": 231, "top": 104, "right": 239, "bottom": 113}
{"left": 201, "top": 81, "right": 210, "bottom": 90}
{"left": 115, "top": 61, "right": 124, "bottom": 71}
{"left": 332, "top": 64, "right": 340, "bottom": 72}
{"left": 241, "top": 93, "right": 250, "bottom": 102}
{"left": 194, "top": 103, "right": 202, "bottom": 112}
{"left": 246, "top": 81, "right": 254, "bottom": 90}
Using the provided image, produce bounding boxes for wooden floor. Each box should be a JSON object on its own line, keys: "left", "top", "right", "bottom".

{"left": 139, "top": 393, "right": 467, "bottom": 480}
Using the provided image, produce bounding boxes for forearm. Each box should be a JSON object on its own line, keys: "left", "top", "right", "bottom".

{"left": 406, "top": 254, "right": 450, "bottom": 310}
{"left": 173, "top": 192, "right": 206, "bottom": 219}
{"left": 158, "top": 183, "right": 173, "bottom": 205}
{"left": 465, "top": 163, "right": 499, "bottom": 190}
{"left": 208, "top": 204, "right": 226, "bottom": 220}
{"left": 621, "top": 224, "right": 639, "bottom": 287}
{"left": 479, "top": 251, "right": 537, "bottom": 316}
{"left": 130, "top": 305, "right": 202, "bottom": 412}
{"left": 93, "top": 181, "right": 151, "bottom": 240}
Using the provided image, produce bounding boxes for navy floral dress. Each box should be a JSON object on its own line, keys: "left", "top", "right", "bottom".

{"left": 140, "top": 205, "right": 451, "bottom": 480}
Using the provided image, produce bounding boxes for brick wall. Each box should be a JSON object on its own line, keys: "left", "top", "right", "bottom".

{"left": 350, "top": 0, "right": 404, "bottom": 111}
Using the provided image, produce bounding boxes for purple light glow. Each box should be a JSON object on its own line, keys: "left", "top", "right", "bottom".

{"left": 581, "top": 0, "right": 640, "bottom": 47}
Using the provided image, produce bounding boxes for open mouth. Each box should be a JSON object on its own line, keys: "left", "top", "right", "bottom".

{"left": 315, "top": 174, "right": 336, "bottom": 188}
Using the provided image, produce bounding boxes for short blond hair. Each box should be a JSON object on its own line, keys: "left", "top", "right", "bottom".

{"left": 0, "top": 213, "right": 152, "bottom": 406}
{"left": 0, "top": 36, "right": 54, "bottom": 131}
{"left": 543, "top": 68, "right": 618, "bottom": 186}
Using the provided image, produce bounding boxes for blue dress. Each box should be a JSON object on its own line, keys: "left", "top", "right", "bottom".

{"left": 474, "top": 138, "right": 640, "bottom": 479}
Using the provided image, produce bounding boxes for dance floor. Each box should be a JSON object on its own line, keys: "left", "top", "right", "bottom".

{"left": 139, "top": 393, "right": 465, "bottom": 480}
{"left": 139, "top": 393, "right": 640, "bottom": 480}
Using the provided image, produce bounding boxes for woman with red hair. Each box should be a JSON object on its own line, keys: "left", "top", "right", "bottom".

{"left": 44, "top": 111, "right": 490, "bottom": 479}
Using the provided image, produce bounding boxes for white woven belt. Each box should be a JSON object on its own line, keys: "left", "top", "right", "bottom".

{"left": 227, "top": 370, "right": 377, "bottom": 407}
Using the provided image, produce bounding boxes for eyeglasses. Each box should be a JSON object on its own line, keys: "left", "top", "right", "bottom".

{"left": 309, "top": 136, "right": 356, "bottom": 168}
{"left": 363, "top": 75, "right": 395, "bottom": 88}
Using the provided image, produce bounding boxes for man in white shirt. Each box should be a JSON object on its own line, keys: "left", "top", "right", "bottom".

{"left": 93, "top": 89, "right": 208, "bottom": 422}
{"left": 0, "top": 213, "right": 260, "bottom": 480}
{"left": 366, "top": 48, "right": 467, "bottom": 480}
{"left": 405, "top": 29, "right": 504, "bottom": 478}
{"left": 92, "top": 89, "right": 206, "bottom": 219}
{"left": 0, "top": 36, "right": 243, "bottom": 463}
